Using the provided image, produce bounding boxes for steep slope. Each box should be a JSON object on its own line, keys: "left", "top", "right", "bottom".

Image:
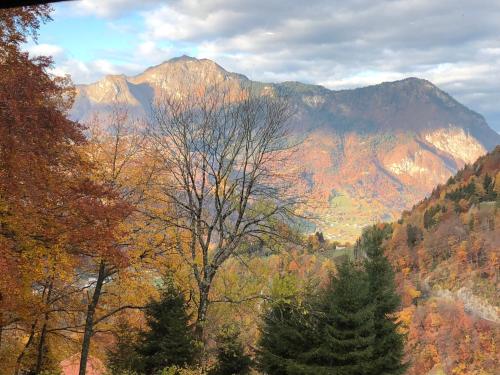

{"left": 71, "top": 56, "right": 500, "bottom": 241}
{"left": 382, "top": 147, "right": 500, "bottom": 375}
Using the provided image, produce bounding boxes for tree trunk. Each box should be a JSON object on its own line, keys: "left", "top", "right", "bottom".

{"left": 0, "top": 310, "right": 3, "bottom": 352}
{"left": 34, "top": 319, "right": 48, "bottom": 374}
{"left": 195, "top": 281, "right": 211, "bottom": 341}
{"left": 14, "top": 320, "right": 37, "bottom": 375}
{"left": 195, "top": 281, "right": 212, "bottom": 373}
{"left": 79, "top": 260, "right": 106, "bottom": 375}
{"left": 35, "top": 280, "right": 53, "bottom": 374}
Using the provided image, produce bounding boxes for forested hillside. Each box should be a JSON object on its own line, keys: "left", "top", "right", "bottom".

{"left": 382, "top": 146, "right": 500, "bottom": 374}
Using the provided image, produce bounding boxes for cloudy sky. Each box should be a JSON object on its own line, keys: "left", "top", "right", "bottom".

{"left": 28, "top": 0, "right": 500, "bottom": 132}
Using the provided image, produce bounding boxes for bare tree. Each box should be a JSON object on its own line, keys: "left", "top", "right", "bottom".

{"left": 145, "top": 83, "right": 299, "bottom": 340}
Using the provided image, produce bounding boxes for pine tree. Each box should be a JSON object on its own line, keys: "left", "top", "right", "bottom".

{"left": 210, "top": 325, "right": 252, "bottom": 375}
{"left": 482, "top": 174, "right": 497, "bottom": 201}
{"left": 135, "top": 280, "right": 198, "bottom": 374}
{"left": 257, "top": 299, "right": 319, "bottom": 375}
{"left": 303, "top": 260, "right": 375, "bottom": 375}
{"left": 362, "top": 225, "right": 407, "bottom": 375}
{"left": 106, "top": 320, "right": 142, "bottom": 375}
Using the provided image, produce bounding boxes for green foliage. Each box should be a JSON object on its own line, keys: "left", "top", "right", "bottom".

{"left": 362, "top": 223, "right": 393, "bottom": 245}
{"left": 423, "top": 204, "right": 445, "bottom": 229}
{"left": 481, "top": 174, "right": 497, "bottom": 202}
{"left": 302, "top": 260, "right": 375, "bottom": 374}
{"left": 135, "top": 280, "right": 198, "bottom": 374}
{"left": 157, "top": 366, "right": 200, "bottom": 375}
{"left": 406, "top": 224, "right": 422, "bottom": 247}
{"left": 106, "top": 321, "right": 142, "bottom": 375}
{"left": 468, "top": 215, "right": 475, "bottom": 231}
{"left": 362, "top": 226, "right": 407, "bottom": 375}
{"left": 38, "top": 371, "right": 61, "bottom": 375}
{"left": 445, "top": 181, "right": 476, "bottom": 202}
{"left": 355, "top": 223, "right": 392, "bottom": 258}
{"left": 258, "top": 224, "right": 407, "bottom": 375}
{"left": 270, "top": 274, "right": 300, "bottom": 302}
{"left": 209, "top": 325, "right": 252, "bottom": 375}
{"left": 257, "top": 299, "right": 318, "bottom": 375}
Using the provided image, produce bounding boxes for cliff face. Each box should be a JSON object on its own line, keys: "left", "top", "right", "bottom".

{"left": 71, "top": 56, "right": 500, "bottom": 241}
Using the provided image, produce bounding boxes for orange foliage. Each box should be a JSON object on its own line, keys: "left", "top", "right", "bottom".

{"left": 0, "top": 7, "right": 130, "bottom": 373}
{"left": 383, "top": 147, "right": 500, "bottom": 375}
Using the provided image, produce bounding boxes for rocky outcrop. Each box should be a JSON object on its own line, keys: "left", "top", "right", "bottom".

{"left": 433, "top": 287, "right": 499, "bottom": 323}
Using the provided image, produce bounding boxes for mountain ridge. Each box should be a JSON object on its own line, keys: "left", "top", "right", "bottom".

{"left": 72, "top": 56, "right": 500, "bottom": 241}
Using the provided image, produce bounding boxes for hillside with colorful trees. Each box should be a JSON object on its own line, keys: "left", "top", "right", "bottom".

{"left": 382, "top": 146, "right": 500, "bottom": 375}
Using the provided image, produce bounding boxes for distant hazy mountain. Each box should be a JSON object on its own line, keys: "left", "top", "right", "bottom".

{"left": 71, "top": 56, "right": 500, "bottom": 241}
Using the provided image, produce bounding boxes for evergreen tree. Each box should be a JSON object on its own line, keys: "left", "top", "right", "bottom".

{"left": 303, "top": 260, "right": 375, "bottom": 375}
{"left": 135, "top": 280, "right": 198, "bottom": 374}
{"left": 210, "top": 325, "right": 252, "bottom": 375}
{"left": 362, "top": 226, "right": 407, "bottom": 375}
{"left": 482, "top": 174, "right": 497, "bottom": 201}
{"left": 406, "top": 224, "right": 422, "bottom": 247}
{"left": 257, "top": 299, "right": 319, "bottom": 375}
{"left": 106, "top": 320, "right": 142, "bottom": 374}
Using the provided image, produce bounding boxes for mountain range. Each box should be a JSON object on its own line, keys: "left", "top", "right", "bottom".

{"left": 71, "top": 56, "right": 500, "bottom": 241}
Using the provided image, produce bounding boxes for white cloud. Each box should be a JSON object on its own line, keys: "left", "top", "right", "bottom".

{"left": 46, "top": 0, "right": 500, "bottom": 131}
{"left": 26, "top": 43, "right": 64, "bottom": 58}
{"left": 69, "top": 0, "right": 162, "bottom": 18}
{"left": 51, "top": 58, "right": 145, "bottom": 83}
{"left": 135, "top": 0, "right": 500, "bottom": 130}
{"left": 136, "top": 40, "right": 174, "bottom": 62}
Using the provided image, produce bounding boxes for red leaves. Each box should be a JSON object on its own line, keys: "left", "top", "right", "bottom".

{"left": 0, "top": 6, "right": 129, "bottom": 328}
{"left": 405, "top": 299, "right": 498, "bottom": 374}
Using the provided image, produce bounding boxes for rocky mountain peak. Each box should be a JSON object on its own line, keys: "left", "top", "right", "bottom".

{"left": 71, "top": 57, "right": 500, "bottom": 241}
{"left": 130, "top": 55, "right": 247, "bottom": 88}
{"left": 142, "top": 55, "right": 222, "bottom": 72}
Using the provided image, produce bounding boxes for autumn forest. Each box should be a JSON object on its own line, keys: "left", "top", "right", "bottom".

{"left": 0, "top": 5, "right": 499, "bottom": 375}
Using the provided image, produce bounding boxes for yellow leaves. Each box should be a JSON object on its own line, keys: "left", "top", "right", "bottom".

{"left": 457, "top": 241, "right": 468, "bottom": 264}
{"left": 475, "top": 180, "right": 486, "bottom": 196}
{"left": 429, "top": 365, "right": 446, "bottom": 375}
{"left": 458, "top": 198, "right": 470, "bottom": 212}
{"left": 487, "top": 252, "right": 498, "bottom": 272}
{"left": 439, "top": 190, "right": 447, "bottom": 200}
{"left": 495, "top": 171, "right": 500, "bottom": 193}
{"left": 397, "top": 305, "right": 415, "bottom": 333}
{"left": 421, "top": 344, "right": 441, "bottom": 371}
{"left": 460, "top": 211, "right": 471, "bottom": 225}
{"left": 425, "top": 304, "right": 443, "bottom": 329}
{"left": 320, "top": 259, "right": 336, "bottom": 278}
{"left": 452, "top": 363, "right": 468, "bottom": 375}
{"left": 391, "top": 222, "right": 403, "bottom": 238}
{"left": 448, "top": 267, "right": 458, "bottom": 284}
{"left": 406, "top": 285, "right": 422, "bottom": 300}
{"left": 402, "top": 267, "right": 411, "bottom": 277}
